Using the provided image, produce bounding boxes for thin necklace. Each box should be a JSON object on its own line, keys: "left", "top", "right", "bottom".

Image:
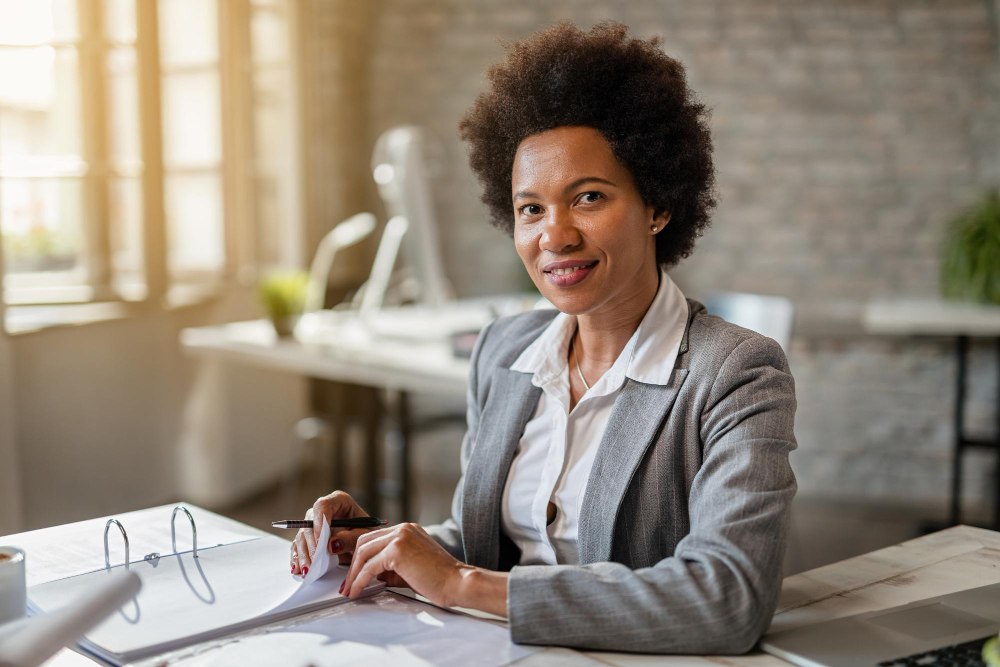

{"left": 573, "top": 333, "right": 591, "bottom": 391}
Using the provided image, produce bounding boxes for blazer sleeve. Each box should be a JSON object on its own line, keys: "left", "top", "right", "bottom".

{"left": 423, "top": 320, "right": 493, "bottom": 561}
{"left": 506, "top": 334, "right": 797, "bottom": 654}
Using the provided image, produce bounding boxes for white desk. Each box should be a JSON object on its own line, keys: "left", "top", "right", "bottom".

{"left": 864, "top": 297, "right": 1000, "bottom": 529}
{"left": 7, "top": 506, "right": 998, "bottom": 667}
{"left": 180, "top": 301, "right": 537, "bottom": 519}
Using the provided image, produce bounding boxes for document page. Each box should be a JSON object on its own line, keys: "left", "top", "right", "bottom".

{"left": 28, "top": 534, "right": 382, "bottom": 664}
{"left": 7, "top": 504, "right": 261, "bottom": 587}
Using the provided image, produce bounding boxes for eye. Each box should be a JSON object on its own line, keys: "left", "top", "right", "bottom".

{"left": 577, "top": 191, "right": 604, "bottom": 205}
{"left": 518, "top": 203, "right": 542, "bottom": 217}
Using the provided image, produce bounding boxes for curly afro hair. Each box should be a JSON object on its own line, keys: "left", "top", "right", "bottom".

{"left": 459, "top": 22, "right": 716, "bottom": 268}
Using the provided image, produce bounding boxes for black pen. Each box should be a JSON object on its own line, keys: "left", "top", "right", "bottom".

{"left": 270, "top": 517, "right": 388, "bottom": 529}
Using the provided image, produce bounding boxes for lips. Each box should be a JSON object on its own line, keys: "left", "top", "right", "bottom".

{"left": 542, "top": 260, "right": 598, "bottom": 287}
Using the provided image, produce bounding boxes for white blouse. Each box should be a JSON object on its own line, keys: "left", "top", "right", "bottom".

{"left": 501, "top": 271, "right": 689, "bottom": 565}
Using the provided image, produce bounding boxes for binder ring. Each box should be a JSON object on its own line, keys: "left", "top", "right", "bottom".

{"left": 104, "top": 519, "right": 130, "bottom": 570}
{"left": 171, "top": 505, "right": 199, "bottom": 558}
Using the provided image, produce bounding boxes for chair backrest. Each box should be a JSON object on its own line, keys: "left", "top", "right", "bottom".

{"left": 304, "top": 212, "right": 377, "bottom": 313}
{"left": 702, "top": 292, "right": 795, "bottom": 353}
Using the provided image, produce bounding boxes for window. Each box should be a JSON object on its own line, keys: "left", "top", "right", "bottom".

{"left": 0, "top": 0, "right": 301, "bottom": 310}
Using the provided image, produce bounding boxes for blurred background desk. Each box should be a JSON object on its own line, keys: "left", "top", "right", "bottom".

{"left": 180, "top": 299, "right": 542, "bottom": 521}
{"left": 181, "top": 313, "right": 472, "bottom": 521}
{"left": 864, "top": 298, "right": 1000, "bottom": 530}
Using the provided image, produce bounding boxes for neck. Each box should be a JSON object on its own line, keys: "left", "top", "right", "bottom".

{"left": 575, "top": 268, "right": 661, "bottom": 367}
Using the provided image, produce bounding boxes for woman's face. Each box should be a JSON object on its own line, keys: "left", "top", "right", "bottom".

{"left": 511, "top": 126, "right": 667, "bottom": 320}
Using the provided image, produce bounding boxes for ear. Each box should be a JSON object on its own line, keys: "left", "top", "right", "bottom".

{"left": 654, "top": 210, "right": 672, "bottom": 228}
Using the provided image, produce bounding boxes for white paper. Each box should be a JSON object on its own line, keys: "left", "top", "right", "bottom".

{"left": 176, "top": 592, "right": 537, "bottom": 667}
{"left": 300, "top": 520, "right": 334, "bottom": 585}
{"left": 5, "top": 504, "right": 261, "bottom": 587}
{"left": 28, "top": 534, "right": 383, "bottom": 664}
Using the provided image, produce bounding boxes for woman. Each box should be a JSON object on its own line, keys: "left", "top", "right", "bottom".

{"left": 290, "top": 22, "right": 796, "bottom": 654}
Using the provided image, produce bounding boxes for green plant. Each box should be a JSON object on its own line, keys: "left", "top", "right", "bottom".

{"left": 940, "top": 190, "right": 1000, "bottom": 304}
{"left": 258, "top": 271, "right": 308, "bottom": 321}
{"left": 984, "top": 636, "right": 999, "bottom": 667}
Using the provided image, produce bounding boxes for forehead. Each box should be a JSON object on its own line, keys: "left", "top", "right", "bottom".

{"left": 511, "top": 126, "right": 625, "bottom": 191}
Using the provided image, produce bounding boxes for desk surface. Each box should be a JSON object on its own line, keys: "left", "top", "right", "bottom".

{"left": 181, "top": 316, "right": 471, "bottom": 397}
{"left": 864, "top": 297, "right": 1000, "bottom": 337}
{"left": 11, "top": 514, "right": 998, "bottom": 667}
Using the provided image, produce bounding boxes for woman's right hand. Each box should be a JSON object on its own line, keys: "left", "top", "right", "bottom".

{"left": 290, "top": 490, "right": 371, "bottom": 576}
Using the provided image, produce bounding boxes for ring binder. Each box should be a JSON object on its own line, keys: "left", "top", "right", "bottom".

{"left": 103, "top": 505, "right": 201, "bottom": 571}
{"left": 103, "top": 519, "right": 129, "bottom": 571}
{"left": 27, "top": 502, "right": 386, "bottom": 666}
{"left": 171, "top": 505, "right": 199, "bottom": 559}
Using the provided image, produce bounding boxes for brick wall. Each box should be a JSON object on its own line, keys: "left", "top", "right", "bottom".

{"left": 310, "top": 1, "right": 1000, "bottom": 515}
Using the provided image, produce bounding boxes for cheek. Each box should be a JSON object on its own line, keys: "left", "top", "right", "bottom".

{"left": 513, "top": 224, "right": 538, "bottom": 266}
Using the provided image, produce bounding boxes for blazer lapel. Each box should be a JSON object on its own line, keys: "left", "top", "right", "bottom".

{"left": 461, "top": 368, "right": 541, "bottom": 570}
{"left": 577, "top": 368, "right": 689, "bottom": 564}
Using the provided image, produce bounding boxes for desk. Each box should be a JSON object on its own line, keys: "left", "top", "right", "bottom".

{"left": 180, "top": 311, "right": 474, "bottom": 519}
{"left": 7, "top": 507, "right": 997, "bottom": 666}
{"left": 864, "top": 298, "right": 1000, "bottom": 529}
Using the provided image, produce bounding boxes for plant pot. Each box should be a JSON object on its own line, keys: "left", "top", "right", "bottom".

{"left": 268, "top": 314, "right": 300, "bottom": 338}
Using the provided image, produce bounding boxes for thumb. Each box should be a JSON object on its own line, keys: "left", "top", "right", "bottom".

{"left": 329, "top": 528, "right": 368, "bottom": 555}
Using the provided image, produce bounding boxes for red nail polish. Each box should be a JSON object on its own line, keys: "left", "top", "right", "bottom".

{"left": 303, "top": 566, "right": 309, "bottom": 576}
{"left": 339, "top": 581, "right": 344, "bottom": 594}
{"left": 331, "top": 539, "right": 344, "bottom": 553}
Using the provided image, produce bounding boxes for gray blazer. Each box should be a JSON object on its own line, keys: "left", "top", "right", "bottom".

{"left": 426, "top": 300, "right": 797, "bottom": 654}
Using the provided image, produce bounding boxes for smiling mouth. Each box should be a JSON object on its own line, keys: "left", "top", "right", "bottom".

{"left": 544, "top": 260, "right": 598, "bottom": 275}
{"left": 541, "top": 260, "right": 598, "bottom": 287}
{"left": 549, "top": 264, "right": 593, "bottom": 276}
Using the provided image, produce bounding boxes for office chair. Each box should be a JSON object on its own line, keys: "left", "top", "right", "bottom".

{"left": 702, "top": 292, "right": 795, "bottom": 353}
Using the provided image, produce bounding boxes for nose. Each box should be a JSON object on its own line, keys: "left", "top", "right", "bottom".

{"left": 539, "top": 207, "right": 581, "bottom": 254}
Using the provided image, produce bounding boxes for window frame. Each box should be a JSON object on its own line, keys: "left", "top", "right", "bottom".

{"left": 0, "top": 0, "right": 304, "bottom": 314}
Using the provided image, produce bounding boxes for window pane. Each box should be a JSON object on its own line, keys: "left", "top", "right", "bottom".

{"left": 109, "top": 176, "right": 143, "bottom": 282}
{"left": 250, "top": 6, "right": 287, "bottom": 66}
{"left": 253, "top": 174, "right": 281, "bottom": 267}
{"left": 0, "top": 0, "right": 78, "bottom": 45}
{"left": 104, "top": 0, "right": 135, "bottom": 44}
{"left": 107, "top": 47, "right": 140, "bottom": 166}
{"left": 164, "top": 172, "right": 224, "bottom": 274}
{"left": 252, "top": 70, "right": 288, "bottom": 168}
{"left": 0, "top": 46, "right": 82, "bottom": 162}
{"left": 158, "top": 0, "right": 217, "bottom": 68}
{"left": 161, "top": 70, "right": 221, "bottom": 168}
{"left": 1, "top": 178, "right": 84, "bottom": 274}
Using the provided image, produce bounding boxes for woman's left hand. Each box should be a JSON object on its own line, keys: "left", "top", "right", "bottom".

{"left": 341, "top": 522, "right": 472, "bottom": 608}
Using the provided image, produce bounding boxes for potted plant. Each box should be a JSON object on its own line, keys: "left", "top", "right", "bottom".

{"left": 259, "top": 271, "right": 308, "bottom": 337}
{"left": 940, "top": 190, "right": 1000, "bottom": 304}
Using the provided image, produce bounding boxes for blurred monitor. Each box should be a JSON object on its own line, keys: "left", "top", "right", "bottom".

{"left": 368, "top": 126, "right": 454, "bottom": 309}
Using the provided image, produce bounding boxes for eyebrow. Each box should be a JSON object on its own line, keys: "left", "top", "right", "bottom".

{"left": 512, "top": 176, "right": 618, "bottom": 201}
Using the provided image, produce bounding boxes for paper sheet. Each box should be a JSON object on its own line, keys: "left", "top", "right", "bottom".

{"left": 28, "top": 534, "right": 382, "bottom": 664}
{"left": 4, "top": 505, "right": 261, "bottom": 587}
{"left": 300, "top": 520, "right": 334, "bottom": 585}
{"left": 173, "top": 592, "right": 538, "bottom": 667}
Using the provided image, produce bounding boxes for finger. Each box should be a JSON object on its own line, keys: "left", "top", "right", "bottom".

{"left": 302, "top": 524, "right": 317, "bottom": 560}
{"left": 329, "top": 528, "right": 369, "bottom": 556}
{"left": 294, "top": 530, "right": 313, "bottom": 573}
{"left": 289, "top": 542, "right": 300, "bottom": 575}
{"left": 343, "top": 530, "right": 395, "bottom": 595}
{"left": 348, "top": 545, "right": 397, "bottom": 599}
{"left": 312, "top": 491, "right": 366, "bottom": 541}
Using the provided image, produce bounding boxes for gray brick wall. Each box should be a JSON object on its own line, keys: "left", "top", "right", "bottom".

{"left": 307, "top": 1, "right": 1000, "bottom": 515}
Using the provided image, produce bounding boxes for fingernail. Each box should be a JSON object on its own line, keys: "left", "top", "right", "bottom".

{"left": 331, "top": 539, "right": 344, "bottom": 553}
{"left": 290, "top": 566, "right": 294, "bottom": 574}
{"left": 339, "top": 581, "right": 344, "bottom": 594}
{"left": 303, "top": 567, "right": 309, "bottom": 576}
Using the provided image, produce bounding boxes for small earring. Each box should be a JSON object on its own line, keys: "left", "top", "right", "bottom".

{"left": 649, "top": 224, "right": 658, "bottom": 234}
